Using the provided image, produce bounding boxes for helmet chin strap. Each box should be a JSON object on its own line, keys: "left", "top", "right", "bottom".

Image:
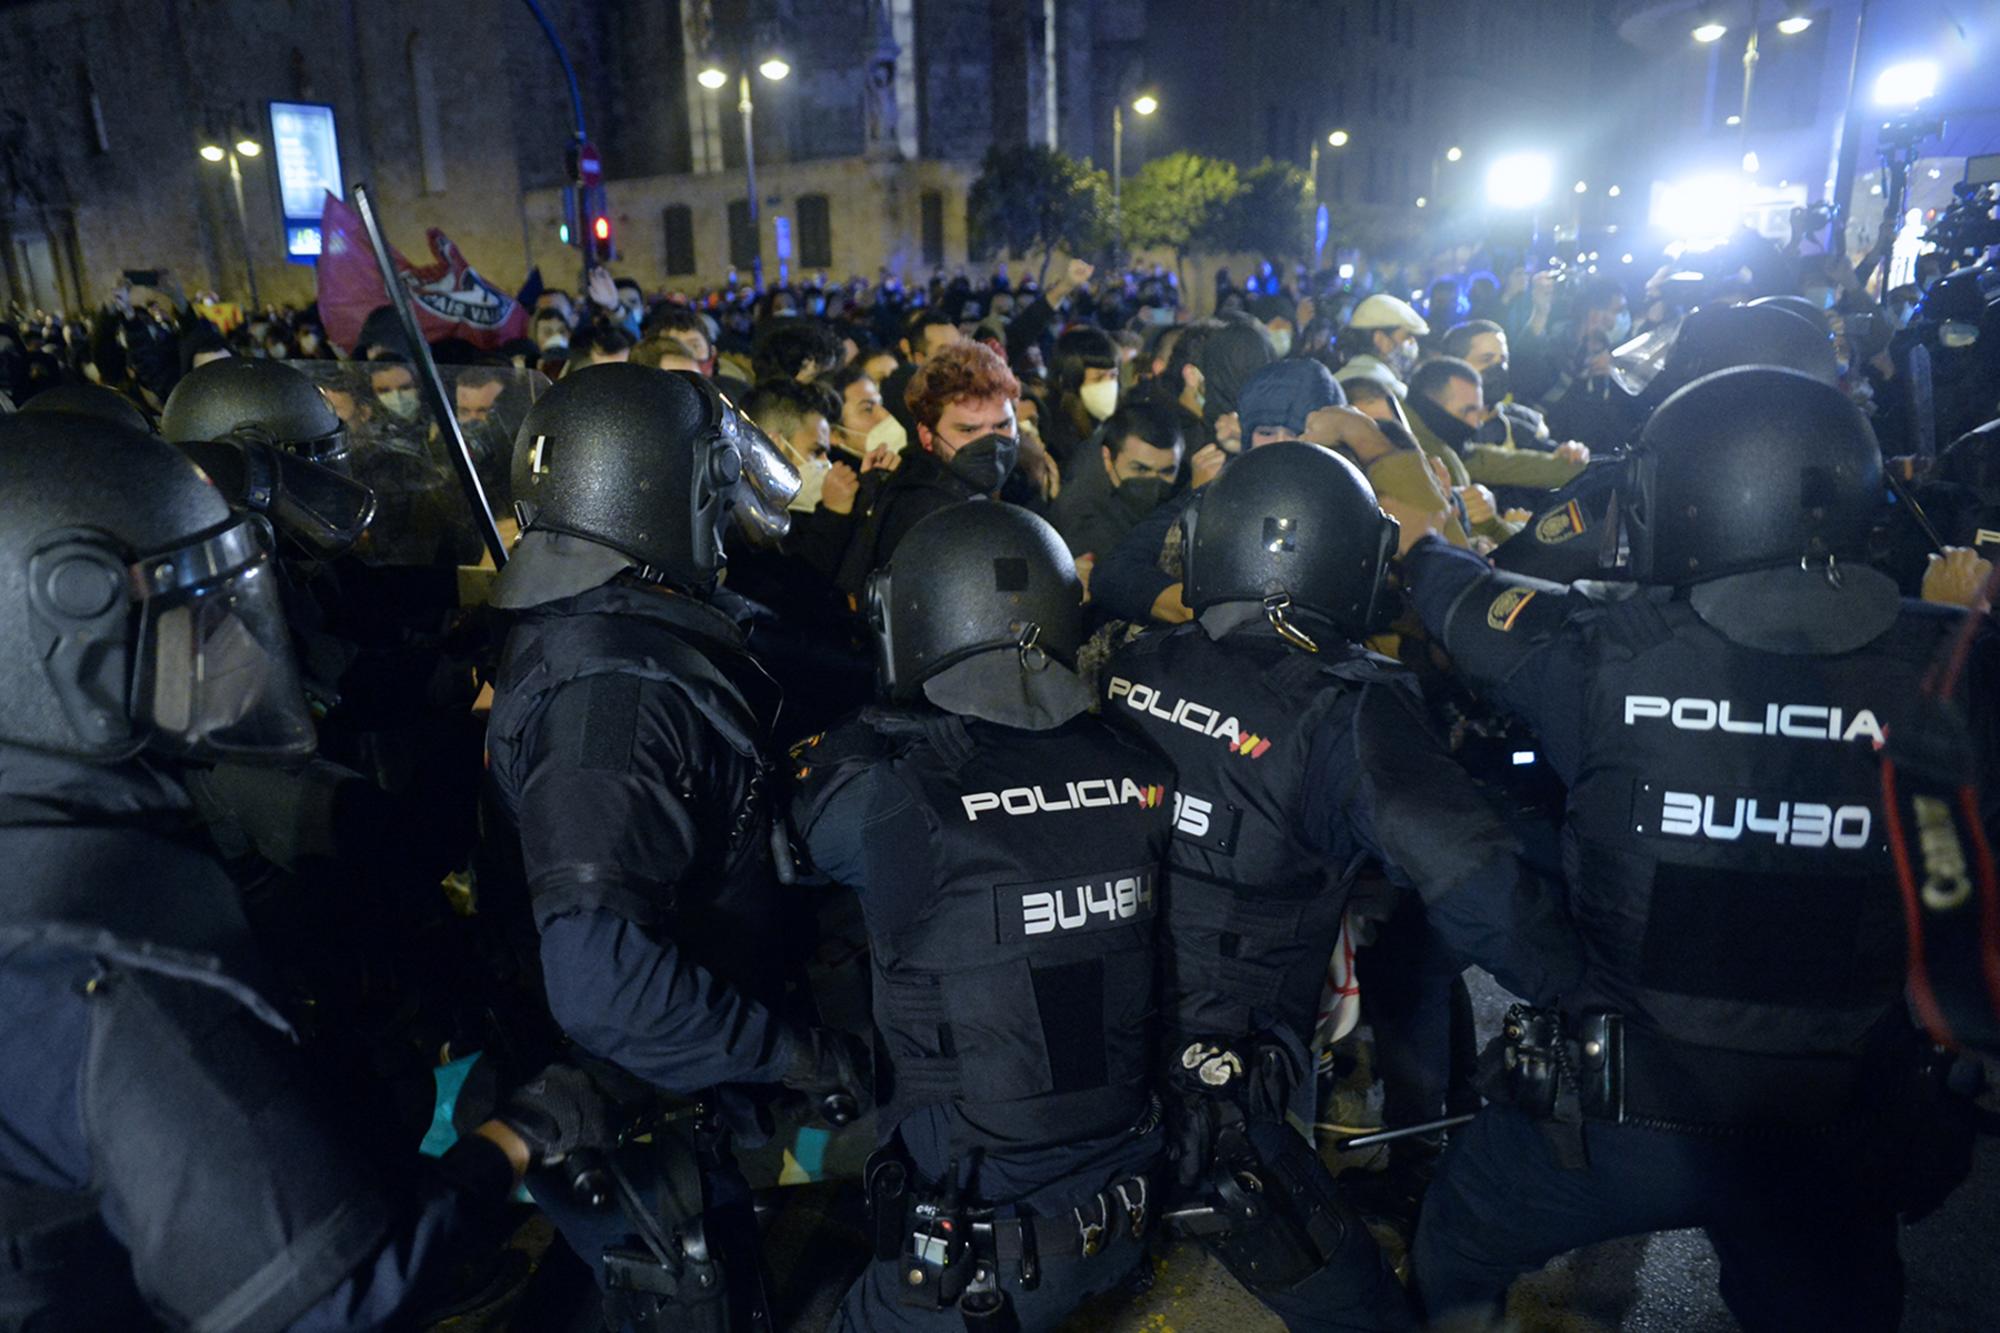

{"left": 1016, "top": 621, "right": 1050, "bottom": 673}
{"left": 1263, "top": 593, "right": 1320, "bottom": 654}
{"left": 1802, "top": 550, "right": 1843, "bottom": 589}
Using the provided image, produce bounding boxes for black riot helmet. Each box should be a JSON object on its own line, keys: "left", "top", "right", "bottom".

{"left": 866, "top": 501, "right": 1082, "bottom": 702}
{"left": 1626, "top": 365, "right": 1882, "bottom": 585}
{"left": 500, "top": 363, "right": 798, "bottom": 604}
{"left": 1182, "top": 440, "right": 1398, "bottom": 644}
{"left": 1746, "top": 293, "right": 1834, "bottom": 337}
{"left": 0, "top": 414, "right": 314, "bottom": 763}
{"left": 160, "top": 357, "right": 348, "bottom": 465}
{"left": 19, "top": 382, "right": 153, "bottom": 434}
{"left": 1628, "top": 301, "right": 1837, "bottom": 411}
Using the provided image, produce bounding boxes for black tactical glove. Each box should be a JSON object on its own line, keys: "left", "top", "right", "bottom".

{"left": 498, "top": 1064, "right": 612, "bottom": 1165}
{"left": 781, "top": 1027, "right": 874, "bottom": 1122}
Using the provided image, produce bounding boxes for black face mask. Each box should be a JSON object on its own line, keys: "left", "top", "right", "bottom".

{"left": 1480, "top": 363, "right": 1513, "bottom": 405}
{"left": 1409, "top": 388, "right": 1478, "bottom": 453}
{"left": 1114, "top": 475, "right": 1174, "bottom": 518}
{"left": 942, "top": 432, "right": 1018, "bottom": 493}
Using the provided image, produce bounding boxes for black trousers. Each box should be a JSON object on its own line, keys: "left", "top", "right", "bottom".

{"left": 1413, "top": 1105, "right": 1905, "bottom": 1331}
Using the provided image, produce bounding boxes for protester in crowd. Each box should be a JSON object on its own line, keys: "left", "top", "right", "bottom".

{"left": 1335, "top": 293, "right": 1429, "bottom": 399}
{"left": 1050, "top": 397, "right": 1184, "bottom": 560}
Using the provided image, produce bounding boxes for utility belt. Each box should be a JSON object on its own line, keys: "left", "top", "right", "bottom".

{"left": 864, "top": 1149, "right": 1153, "bottom": 1330}
{"left": 1490, "top": 1004, "right": 1878, "bottom": 1164}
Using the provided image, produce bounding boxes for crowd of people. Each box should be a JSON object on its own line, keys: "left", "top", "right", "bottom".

{"left": 0, "top": 201, "right": 1997, "bottom": 1333}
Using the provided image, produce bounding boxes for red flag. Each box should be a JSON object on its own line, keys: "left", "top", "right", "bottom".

{"left": 316, "top": 192, "right": 529, "bottom": 352}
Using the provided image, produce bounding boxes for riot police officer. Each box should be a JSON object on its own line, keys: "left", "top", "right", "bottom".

{"left": 1402, "top": 366, "right": 1998, "bottom": 1329}
{"left": 789, "top": 500, "right": 1175, "bottom": 1330}
{"left": 481, "top": 362, "right": 869, "bottom": 1330}
{"left": 0, "top": 413, "right": 603, "bottom": 1330}
{"left": 1493, "top": 300, "right": 1838, "bottom": 583}
{"left": 1102, "top": 440, "right": 1583, "bottom": 1332}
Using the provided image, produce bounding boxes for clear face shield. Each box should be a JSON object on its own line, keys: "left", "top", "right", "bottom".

{"left": 179, "top": 436, "right": 378, "bottom": 561}
{"left": 1609, "top": 315, "right": 1684, "bottom": 396}
{"left": 128, "top": 518, "right": 315, "bottom": 759}
{"left": 708, "top": 382, "right": 802, "bottom": 547}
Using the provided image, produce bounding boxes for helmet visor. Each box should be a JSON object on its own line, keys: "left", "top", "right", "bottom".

{"left": 130, "top": 518, "right": 314, "bottom": 759}
{"left": 1609, "top": 316, "right": 1682, "bottom": 396}
{"left": 713, "top": 387, "right": 801, "bottom": 546}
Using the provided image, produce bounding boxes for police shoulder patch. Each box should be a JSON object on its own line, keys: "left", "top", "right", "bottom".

{"left": 1486, "top": 585, "right": 1539, "bottom": 632}
{"left": 1534, "top": 499, "right": 1586, "bottom": 545}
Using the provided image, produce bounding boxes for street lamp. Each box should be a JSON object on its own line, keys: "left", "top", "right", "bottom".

{"left": 1310, "top": 128, "right": 1351, "bottom": 213}
{"left": 1776, "top": 13, "right": 1813, "bottom": 36}
{"left": 199, "top": 134, "right": 262, "bottom": 308}
{"left": 1112, "top": 91, "right": 1158, "bottom": 240}
{"left": 1692, "top": 19, "right": 1728, "bottom": 43}
{"left": 1445, "top": 145, "right": 1462, "bottom": 162}
{"left": 1328, "top": 129, "right": 1350, "bottom": 148}
{"left": 698, "top": 49, "right": 790, "bottom": 290}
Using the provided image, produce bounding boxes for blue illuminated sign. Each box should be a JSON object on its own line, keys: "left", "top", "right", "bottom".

{"left": 268, "top": 101, "right": 341, "bottom": 264}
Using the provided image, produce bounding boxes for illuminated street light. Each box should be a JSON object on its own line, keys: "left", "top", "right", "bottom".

{"left": 1777, "top": 15, "right": 1812, "bottom": 35}
{"left": 1485, "top": 152, "right": 1553, "bottom": 209}
{"left": 1725, "top": 114, "right": 1741, "bottom": 125}
{"left": 1328, "top": 129, "right": 1350, "bottom": 148}
{"left": 758, "top": 57, "right": 791, "bottom": 81}
{"left": 1742, "top": 150, "right": 1760, "bottom": 173}
{"left": 235, "top": 138, "right": 260, "bottom": 157}
{"left": 1607, "top": 184, "right": 1622, "bottom": 197}
{"left": 1692, "top": 20, "right": 1728, "bottom": 43}
{"left": 199, "top": 143, "right": 226, "bottom": 162}
{"left": 697, "top": 65, "right": 728, "bottom": 89}
{"left": 1132, "top": 94, "right": 1158, "bottom": 116}
{"left": 1874, "top": 60, "right": 1938, "bottom": 107}
{"left": 1415, "top": 196, "right": 1428, "bottom": 208}
{"left": 1445, "top": 145, "right": 1463, "bottom": 162}
{"left": 1573, "top": 179, "right": 1588, "bottom": 194}
{"left": 1621, "top": 253, "right": 1634, "bottom": 263}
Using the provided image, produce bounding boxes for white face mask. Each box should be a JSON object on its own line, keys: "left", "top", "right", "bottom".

{"left": 789, "top": 455, "right": 832, "bottom": 512}
{"left": 865, "top": 413, "right": 909, "bottom": 456}
{"left": 378, "top": 388, "right": 422, "bottom": 420}
{"left": 1388, "top": 336, "right": 1420, "bottom": 378}
{"left": 1079, "top": 378, "right": 1119, "bottom": 422}
{"left": 1268, "top": 327, "right": 1294, "bottom": 357}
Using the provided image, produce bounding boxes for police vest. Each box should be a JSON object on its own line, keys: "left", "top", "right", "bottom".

{"left": 1104, "top": 624, "right": 1402, "bottom": 1044}
{"left": 836, "top": 710, "right": 1173, "bottom": 1154}
{"left": 1564, "top": 591, "right": 1961, "bottom": 1067}
{"left": 484, "top": 585, "right": 785, "bottom": 1005}
{"left": 0, "top": 821, "right": 346, "bottom": 1333}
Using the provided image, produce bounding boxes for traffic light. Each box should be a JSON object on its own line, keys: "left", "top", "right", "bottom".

{"left": 558, "top": 222, "right": 571, "bottom": 244}
{"left": 593, "top": 215, "right": 611, "bottom": 244}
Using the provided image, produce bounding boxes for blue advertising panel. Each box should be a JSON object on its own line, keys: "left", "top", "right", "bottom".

{"left": 268, "top": 101, "right": 341, "bottom": 263}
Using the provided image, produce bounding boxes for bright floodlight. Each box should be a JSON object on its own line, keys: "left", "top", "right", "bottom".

{"left": 199, "top": 144, "right": 226, "bottom": 162}
{"left": 235, "top": 138, "right": 260, "bottom": 157}
{"left": 1486, "top": 152, "right": 1553, "bottom": 209}
{"left": 1651, "top": 174, "right": 1747, "bottom": 248}
{"left": 1874, "top": 60, "right": 1938, "bottom": 107}
{"left": 1415, "top": 196, "right": 1428, "bottom": 208}
{"left": 1777, "top": 15, "right": 1812, "bottom": 35}
{"left": 697, "top": 66, "right": 728, "bottom": 89}
{"left": 1445, "top": 145, "right": 1463, "bottom": 162}
{"left": 1328, "top": 129, "right": 1350, "bottom": 147}
{"left": 1692, "top": 21, "right": 1728, "bottom": 43}
{"left": 1131, "top": 94, "right": 1159, "bottom": 116}
{"left": 758, "top": 57, "right": 791, "bottom": 81}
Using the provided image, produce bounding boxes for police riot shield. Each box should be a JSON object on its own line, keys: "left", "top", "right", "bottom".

{"left": 291, "top": 361, "right": 548, "bottom": 567}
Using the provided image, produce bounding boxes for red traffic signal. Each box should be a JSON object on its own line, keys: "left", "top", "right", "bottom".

{"left": 592, "top": 215, "right": 611, "bottom": 243}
